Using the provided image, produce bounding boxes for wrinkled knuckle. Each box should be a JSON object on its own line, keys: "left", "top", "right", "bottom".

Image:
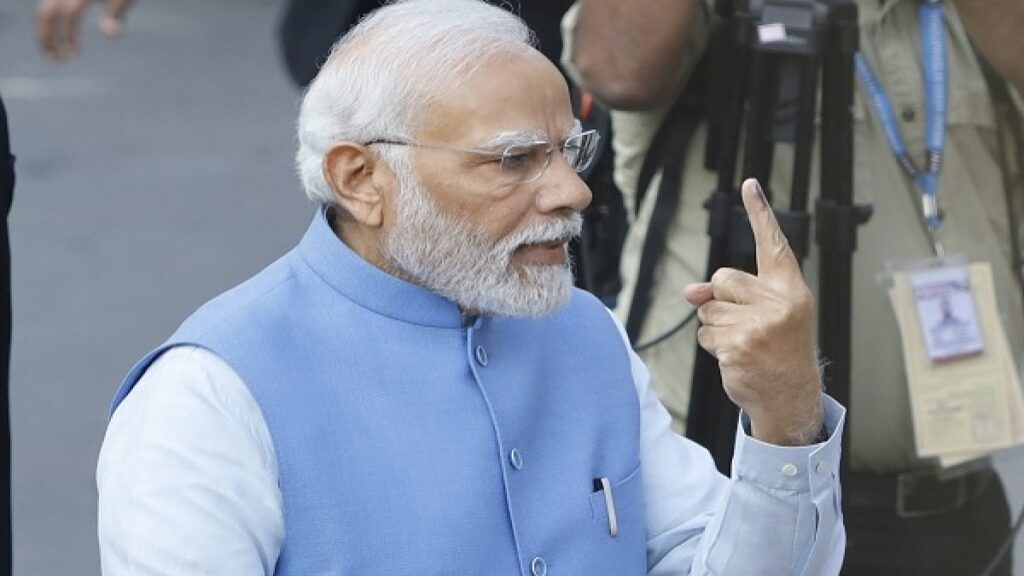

{"left": 772, "top": 244, "right": 792, "bottom": 266}
{"left": 697, "top": 327, "right": 717, "bottom": 353}
{"left": 778, "top": 233, "right": 792, "bottom": 250}
{"left": 704, "top": 302, "right": 725, "bottom": 323}
{"left": 772, "top": 227, "right": 790, "bottom": 250}
{"left": 710, "top": 267, "right": 733, "bottom": 286}
{"left": 733, "top": 331, "right": 755, "bottom": 354}
{"left": 747, "top": 325, "right": 771, "bottom": 351}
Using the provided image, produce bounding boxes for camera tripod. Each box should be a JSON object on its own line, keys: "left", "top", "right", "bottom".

{"left": 685, "top": 0, "right": 871, "bottom": 473}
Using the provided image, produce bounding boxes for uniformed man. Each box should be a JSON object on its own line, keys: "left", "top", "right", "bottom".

{"left": 564, "top": 0, "right": 1024, "bottom": 573}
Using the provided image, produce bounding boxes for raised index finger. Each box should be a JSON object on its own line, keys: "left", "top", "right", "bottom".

{"left": 740, "top": 178, "right": 800, "bottom": 280}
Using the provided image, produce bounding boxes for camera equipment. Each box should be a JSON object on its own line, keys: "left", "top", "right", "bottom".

{"left": 685, "top": 0, "right": 871, "bottom": 473}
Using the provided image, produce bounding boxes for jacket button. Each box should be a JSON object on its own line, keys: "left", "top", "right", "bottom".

{"left": 510, "top": 448, "right": 524, "bottom": 470}
{"left": 531, "top": 557, "right": 547, "bottom": 576}
{"left": 475, "top": 345, "right": 488, "bottom": 367}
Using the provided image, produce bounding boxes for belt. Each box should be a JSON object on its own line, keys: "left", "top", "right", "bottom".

{"left": 844, "top": 467, "right": 996, "bottom": 519}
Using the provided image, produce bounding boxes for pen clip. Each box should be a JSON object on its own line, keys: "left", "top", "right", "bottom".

{"left": 599, "top": 476, "right": 618, "bottom": 538}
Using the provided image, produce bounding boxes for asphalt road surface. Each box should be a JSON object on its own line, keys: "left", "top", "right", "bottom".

{"left": 1, "top": 0, "right": 309, "bottom": 572}
{"left": 2, "top": 0, "right": 1024, "bottom": 574}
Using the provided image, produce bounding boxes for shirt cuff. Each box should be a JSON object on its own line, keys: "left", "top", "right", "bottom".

{"left": 730, "top": 395, "right": 846, "bottom": 492}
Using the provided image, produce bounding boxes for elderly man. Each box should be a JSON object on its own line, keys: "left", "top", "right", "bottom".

{"left": 97, "top": 1, "right": 845, "bottom": 574}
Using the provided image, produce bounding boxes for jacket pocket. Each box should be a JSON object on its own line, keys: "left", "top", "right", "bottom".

{"left": 589, "top": 461, "right": 644, "bottom": 523}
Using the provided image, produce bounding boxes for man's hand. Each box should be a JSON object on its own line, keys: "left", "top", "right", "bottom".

{"left": 684, "top": 178, "right": 824, "bottom": 446}
{"left": 36, "top": 0, "right": 134, "bottom": 62}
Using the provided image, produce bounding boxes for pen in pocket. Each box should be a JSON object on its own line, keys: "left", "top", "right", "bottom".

{"left": 594, "top": 476, "right": 618, "bottom": 538}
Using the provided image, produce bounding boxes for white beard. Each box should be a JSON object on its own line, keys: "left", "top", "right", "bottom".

{"left": 380, "top": 168, "right": 580, "bottom": 318}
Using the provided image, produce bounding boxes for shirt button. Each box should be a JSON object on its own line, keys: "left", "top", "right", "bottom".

{"left": 510, "top": 448, "right": 524, "bottom": 470}
{"left": 531, "top": 557, "right": 547, "bottom": 576}
{"left": 901, "top": 106, "right": 916, "bottom": 122}
{"left": 816, "top": 461, "right": 827, "bottom": 474}
{"left": 475, "top": 345, "right": 488, "bottom": 366}
{"left": 781, "top": 463, "right": 799, "bottom": 477}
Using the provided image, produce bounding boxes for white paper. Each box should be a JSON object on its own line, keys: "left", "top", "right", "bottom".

{"left": 891, "top": 263, "right": 1019, "bottom": 458}
{"left": 758, "top": 23, "right": 788, "bottom": 44}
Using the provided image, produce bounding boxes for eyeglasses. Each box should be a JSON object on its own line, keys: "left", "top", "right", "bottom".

{"left": 365, "top": 129, "right": 601, "bottom": 186}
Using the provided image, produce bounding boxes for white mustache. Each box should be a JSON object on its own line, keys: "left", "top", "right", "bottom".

{"left": 496, "top": 213, "right": 583, "bottom": 254}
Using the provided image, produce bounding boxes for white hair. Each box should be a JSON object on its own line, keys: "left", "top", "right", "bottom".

{"left": 381, "top": 151, "right": 580, "bottom": 317}
{"left": 295, "top": 0, "right": 537, "bottom": 205}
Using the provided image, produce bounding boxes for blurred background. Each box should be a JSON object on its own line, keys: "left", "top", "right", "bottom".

{"left": 0, "top": 0, "right": 1023, "bottom": 574}
{"left": 0, "top": 0, "right": 310, "bottom": 572}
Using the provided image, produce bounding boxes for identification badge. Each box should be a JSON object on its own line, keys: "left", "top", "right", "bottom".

{"left": 908, "top": 265, "right": 984, "bottom": 362}
{"left": 888, "top": 259, "right": 1024, "bottom": 464}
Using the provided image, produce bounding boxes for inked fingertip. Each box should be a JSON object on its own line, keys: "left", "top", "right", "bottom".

{"left": 752, "top": 179, "right": 768, "bottom": 209}
{"left": 740, "top": 178, "right": 767, "bottom": 210}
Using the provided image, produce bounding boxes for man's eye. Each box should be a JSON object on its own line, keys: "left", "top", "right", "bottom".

{"left": 501, "top": 153, "right": 531, "bottom": 169}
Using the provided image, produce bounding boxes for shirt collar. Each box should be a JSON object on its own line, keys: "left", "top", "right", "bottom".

{"left": 859, "top": 0, "right": 901, "bottom": 26}
{"left": 297, "top": 206, "right": 466, "bottom": 329}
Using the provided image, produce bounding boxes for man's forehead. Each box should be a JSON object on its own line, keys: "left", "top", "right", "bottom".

{"left": 419, "top": 50, "right": 575, "bottom": 145}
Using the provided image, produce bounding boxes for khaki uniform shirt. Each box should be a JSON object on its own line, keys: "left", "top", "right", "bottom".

{"left": 564, "top": 0, "right": 1024, "bottom": 473}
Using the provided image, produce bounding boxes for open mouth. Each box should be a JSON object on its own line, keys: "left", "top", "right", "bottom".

{"left": 534, "top": 238, "right": 568, "bottom": 249}
{"left": 515, "top": 238, "right": 569, "bottom": 265}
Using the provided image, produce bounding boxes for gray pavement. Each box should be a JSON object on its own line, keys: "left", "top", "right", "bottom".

{"left": 2, "top": 0, "right": 1024, "bottom": 574}
{"left": 1, "top": 0, "right": 309, "bottom": 573}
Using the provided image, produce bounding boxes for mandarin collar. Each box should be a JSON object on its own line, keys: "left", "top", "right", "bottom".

{"left": 297, "top": 206, "right": 466, "bottom": 329}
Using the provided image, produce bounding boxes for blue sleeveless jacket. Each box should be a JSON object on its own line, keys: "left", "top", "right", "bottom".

{"left": 113, "top": 209, "right": 645, "bottom": 575}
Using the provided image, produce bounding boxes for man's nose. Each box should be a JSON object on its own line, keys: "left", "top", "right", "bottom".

{"left": 534, "top": 154, "right": 593, "bottom": 214}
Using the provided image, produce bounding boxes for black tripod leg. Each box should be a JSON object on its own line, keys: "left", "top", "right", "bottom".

{"left": 790, "top": 56, "right": 820, "bottom": 217}
{"left": 817, "top": 2, "right": 859, "bottom": 428}
{"left": 685, "top": 4, "right": 753, "bottom": 473}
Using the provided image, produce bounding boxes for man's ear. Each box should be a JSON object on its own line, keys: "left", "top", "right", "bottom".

{"left": 323, "top": 143, "right": 392, "bottom": 227}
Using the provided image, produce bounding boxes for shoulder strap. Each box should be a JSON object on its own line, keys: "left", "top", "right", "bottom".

{"left": 978, "top": 57, "right": 1024, "bottom": 303}
{"left": 623, "top": 90, "right": 705, "bottom": 344}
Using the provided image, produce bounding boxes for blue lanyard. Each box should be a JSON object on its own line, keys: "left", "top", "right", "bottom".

{"left": 855, "top": 0, "right": 948, "bottom": 243}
